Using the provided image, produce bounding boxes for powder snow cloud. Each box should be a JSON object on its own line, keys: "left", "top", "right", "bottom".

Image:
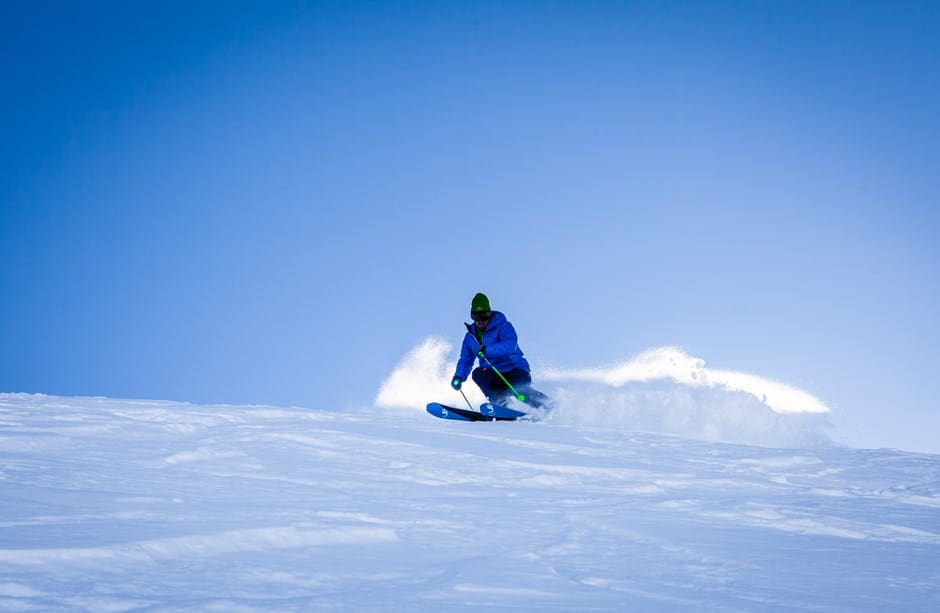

{"left": 375, "top": 338, "right": 832, "bottom": 448}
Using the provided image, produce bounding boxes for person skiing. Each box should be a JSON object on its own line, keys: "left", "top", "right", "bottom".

{"left": 451, "top": 292, "right": 550, "bottom": 410}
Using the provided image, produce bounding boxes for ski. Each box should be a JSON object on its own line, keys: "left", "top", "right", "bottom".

{"left": 426, "top": 403, "right": 519, "bottom": 422}
{"left": 480, "top": 402, "right": 528, "bottom": 419}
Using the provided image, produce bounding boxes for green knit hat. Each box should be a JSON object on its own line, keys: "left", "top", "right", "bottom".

{"left": 471, "top": 292, "right": 491, "bottom": 313}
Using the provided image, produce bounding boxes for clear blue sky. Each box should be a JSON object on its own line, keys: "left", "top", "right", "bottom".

{"left": 2, "top": 2, "right": 938, "bottom": 451}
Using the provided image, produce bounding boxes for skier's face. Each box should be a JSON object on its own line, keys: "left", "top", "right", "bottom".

{"left": 471, "top": 312, "right": 491, "bottom": 330}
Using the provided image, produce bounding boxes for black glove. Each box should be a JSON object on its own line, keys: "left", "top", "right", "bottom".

{"left": 451, "top": 376, "right": 463, "bottom": 390}
{"left": 477, "top": 344, "right": 486, "bottom": 357}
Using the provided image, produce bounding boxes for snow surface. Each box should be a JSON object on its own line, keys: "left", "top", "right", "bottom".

{"left": 2, "top": 392, "right": 939, "bottom": 611}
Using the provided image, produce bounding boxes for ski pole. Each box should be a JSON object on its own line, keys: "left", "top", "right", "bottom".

{"left": 456, "top": 387, "right": 475, "bottom": 412}
{"left": 478, "top": 352, "right": 526, "bottom": 402}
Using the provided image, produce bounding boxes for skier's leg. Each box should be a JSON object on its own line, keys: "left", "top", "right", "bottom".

{"left": 472, "top": 367, "right": 509, "bottom": 403}
{"left": 503, "top": 369, "right": 551, "bottom": 410}
{"left": 521, "top": 387, "right": 551, "bottom": 410}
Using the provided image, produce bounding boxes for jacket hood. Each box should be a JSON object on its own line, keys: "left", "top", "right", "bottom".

{"left": 465, "top": 310, "right": 506, "bottom": 334}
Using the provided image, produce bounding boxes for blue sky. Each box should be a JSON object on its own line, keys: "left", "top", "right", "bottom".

{"left": 2, "top": 2, "right": 938, "bottom": 452}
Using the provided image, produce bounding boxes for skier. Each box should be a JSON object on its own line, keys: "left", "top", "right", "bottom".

{"left": 451, "top": 292, "right": 550, "bottom": 410}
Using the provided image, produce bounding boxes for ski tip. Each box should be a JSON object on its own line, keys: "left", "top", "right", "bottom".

{"left": 427, "top": 402, "right": 466, "bottom": 420}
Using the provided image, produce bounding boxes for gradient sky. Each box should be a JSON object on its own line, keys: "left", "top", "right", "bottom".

{"left": 2, "top": 1, "right": 938, "bottom": 452}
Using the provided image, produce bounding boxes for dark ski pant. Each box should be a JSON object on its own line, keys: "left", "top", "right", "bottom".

{"left": 471, "top": 367, "right": 550, "bottom": 409}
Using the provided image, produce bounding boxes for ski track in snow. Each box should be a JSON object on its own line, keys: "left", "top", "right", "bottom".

{"left": 1, "top": 393, "right": 939, "bottom": 611}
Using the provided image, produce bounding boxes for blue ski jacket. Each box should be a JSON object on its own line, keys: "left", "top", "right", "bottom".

{"left": 454, "top": 311, "right": 531, "bottom": 381}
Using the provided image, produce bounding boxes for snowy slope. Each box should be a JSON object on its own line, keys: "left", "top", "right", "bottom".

{"left": 1, "top": 393, "right": 938, "bottom": 611}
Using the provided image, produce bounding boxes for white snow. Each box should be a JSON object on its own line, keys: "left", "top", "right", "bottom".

{"left": 377, "top": 339, "right": 833, "bottom": 448}
{"left": 543, "top": 345, "right": 831, "bottom": 414}
{"left": 1, "top": 391, "right": 939, "bottom": 610}
{"left": 377, "top": 340, "right": 830, "bottom": 417}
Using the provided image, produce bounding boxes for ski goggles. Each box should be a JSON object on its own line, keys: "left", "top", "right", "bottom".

{"left": 471, "top": 311, "right": 492, "bottom": 323}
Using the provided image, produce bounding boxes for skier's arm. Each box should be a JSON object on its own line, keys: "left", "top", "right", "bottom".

{"left": 454, "top": 335, "right": 476, "bottom": 380}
